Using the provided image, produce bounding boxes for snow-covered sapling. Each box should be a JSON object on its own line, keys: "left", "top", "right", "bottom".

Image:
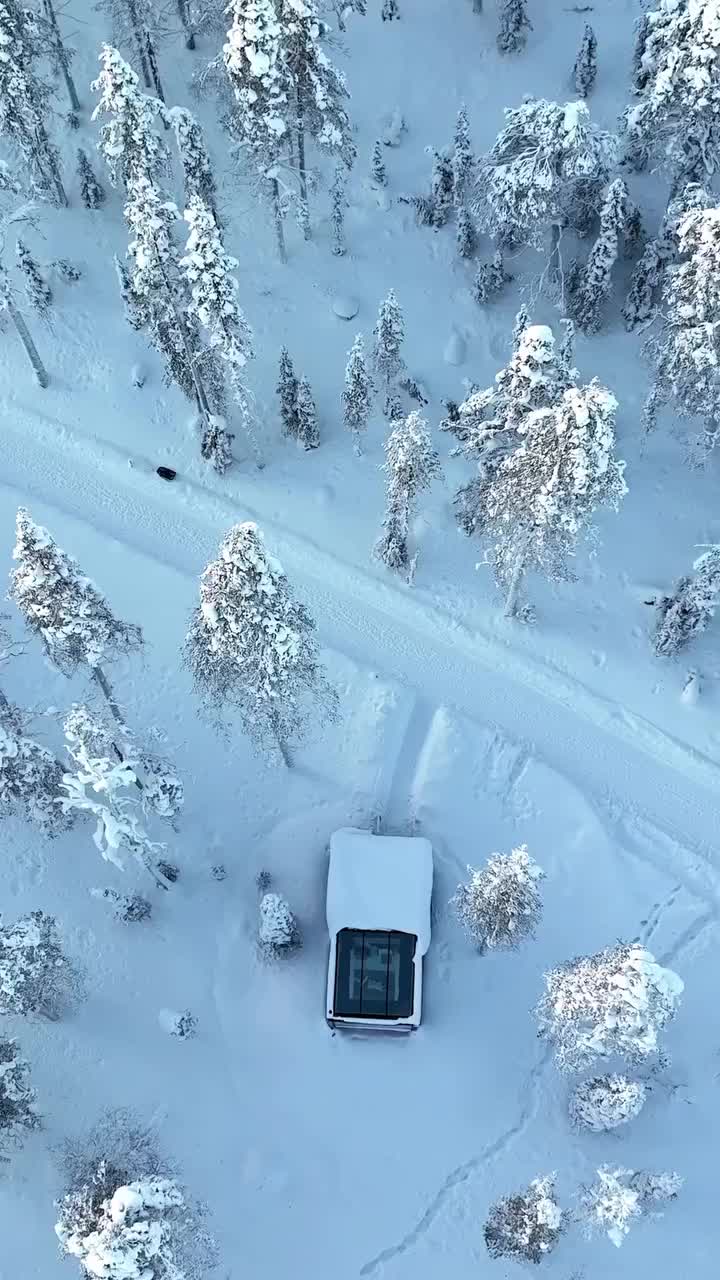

{"left": 536, "top": 941, "right": 683, "bottom": 1071}
{"left": 484, "top": 1175, "right": 564, "bottom": 1263}
{"left": 295, "top": 375, "right": 320, "bottom": 450}
{"left": 0, "top": 694, "right": 72, "bottom": 835}
{"left": 427, "top": 148, "right": 454, "bottom": 227}
{"left": 577, "top": 1165, "right": 682, "bottom": 1248}
{"left": 0, "top": 1037, "right": 39, "bottom": 1155}
{"left": 452, "top": 104, "right": 473, "bottom": 207}
{"left": 653, "top": 546, "right": 720, "bottom": 657}
{"left": 456, "top": 207, "right": 476, "bottom": 258}
{"left": 573, "top": 24, "right": 597, "bottom": 98}
{"left": 183, "top": 522, "right": 337, "bottom": 765}
{"left": 0, "top": 911, "right": 77, "bottom": 1018}
{"left": 259, "top": 891, "right": 300, "bottom": 953}
{"left": 90, "top": 888, "right": 152, "bottom": 923}
{"left": 452, "top": 844, "right": 543, "bottom": 953}
{"left": 329, "top": 0, "right": 366, "bottom": 31}
{"left": 342, "top": 333, "right": 372, "bottom": 454}
{"left": 567, "top": 178, "right": 628, "bottom": 332}
{"left": 91, "top": 44, "right": 169, "bottom": 190}
{"left": 159, "top": 1008, "right": 197, "bottom": 1038}
{"left": 375, "top": 411, "right": 440, "bottom": 574}
{"left": 381, "top": 0, "right": 399, "bottom": 18}
{"left": 330, "top": 164, "right": 347, "bottom": 256}
{"left": 15, "top": 240, "right": 52, "bottom": 316}
{"left": 278, "top": 346, "right": 299, "bottom": 438}
{"left": 472, "top": 249, "right": 511, "bottom": 303}
{"left": 497, "top": 0, "right": 531, "bottom": 55}
{"left": 372, "top": 288, "right": 405, "bottom": 401}
{"left": 569, "top": 1074, "right": 647, "bottom": 1132}
{"left": 370, "top": 139, "right": 387, "bottom": 187}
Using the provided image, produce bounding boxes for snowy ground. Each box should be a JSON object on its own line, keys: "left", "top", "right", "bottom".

{"left": 1, "top": 0, "right": 719, "bottom": 1277}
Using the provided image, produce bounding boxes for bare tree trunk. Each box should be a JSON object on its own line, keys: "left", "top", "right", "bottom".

{"left": 472, "top": 0, "right": 482, "bottom": 10}
{"left": 272, "top": 178, "right": 287, "bottom": 264}
{"left": 91, "top": 665, "right": 125, "bottom": 727}
{"left": 42, "top": 0, "right": 81, "bottom": 112}
{"left": 335, "top": 1, "right": 346, "bottom": 29}
{"left": 296, "top": 84, "right": 310, "bottom": 235}
{"left": 126, "top": 0, "right": 152, "bottom": 86}
{"left": 34, "top": 121, "right": 68, "bottom": 207}
{"left": 176, "top": 0, "right": 196, "bottom": 48}
{"left": 504, "top": 557, "right": 525, "bottom": 618}
{"left": 145, "top": 32, "right": 167, "bottom": 106}
{"left": 3, "top": 291, "right": 49, "bottom": 387}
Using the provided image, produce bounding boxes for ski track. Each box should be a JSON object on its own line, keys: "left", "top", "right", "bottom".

{"left": 358, "top": 1045, "right": 552, "bottom": 1278}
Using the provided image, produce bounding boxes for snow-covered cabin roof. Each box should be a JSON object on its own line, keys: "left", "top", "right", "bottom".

{"left": 326, "top": 827, "right": 433, "bottom": 954}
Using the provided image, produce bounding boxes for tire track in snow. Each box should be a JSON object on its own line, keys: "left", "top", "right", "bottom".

{"left": 358, "top": 1045, "right": 552, "bottom": 1277}
{"left": 381, "top": 698, "right": 436, "bottom": 827}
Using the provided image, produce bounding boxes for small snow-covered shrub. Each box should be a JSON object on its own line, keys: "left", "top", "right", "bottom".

{"left": 0, "top": 1037, "right": 39, "bottom": 1154}
{"left": 90, "top": 889, "right": 152, "bottom": 924}
{"left": 654, "top": 546, "right": 720, "bottom": 657}
{"left": 0, "top": 910, "right": 78, "bottom": 1019}
{"left": 484, "top": 1174, "right": 564, "bottom": 1263}
{"left": 578, "top": 1164, "right": 682, "bottom": 1248}
{"left": 569, "top": 1074, "right": 647, "bottom": 1132}
{"left": 452, "top": 845, "right": 543, "bottom": 952}
{"left": 159, "top": 1009, "right": 197, "bottom": 1039}
{"left": 259, "top": 893, "right": 300, "bottom": 952}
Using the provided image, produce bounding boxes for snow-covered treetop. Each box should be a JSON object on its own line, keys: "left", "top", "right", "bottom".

{"left": 578, "top": 1165, "right": 683, "bottom": 1248}
{"left": 0, "top": 695, "right": 71, "bottom": 836}
{"left": 92, "top": 44, "right": 169, "bottom": 189}
{"left": 0, "top": 909, "right": 69, "bottom": 1017}
{"left": 382, "top": 411, "right": 440, "bottom": 496}
{"left": 475, "top": 98, "right": 616, "bottom": 248}
{"left": 181, "top": 194, "right": 254, "bottom": 395}
{"left": 11, "top": 509, "right": 143, "bottom": 676}
{"left": 280, "top": 0, "right": 354, "bottom": 162}
{"left": 224, "top": 0, "right": 290, "bottom": 158}
{"left": 56, "top": 1172, "right": 186, "bottom": 1280}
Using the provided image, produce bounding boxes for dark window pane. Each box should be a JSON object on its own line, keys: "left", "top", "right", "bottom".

{"left": 333, "top": 929, "right": 417, "bottom": 1019}
{"left": 387, "top": 932, "right": 415, "bottom": 1017}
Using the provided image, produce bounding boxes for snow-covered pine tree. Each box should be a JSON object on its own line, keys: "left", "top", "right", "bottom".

{"left": 183, "top": 522, "right": 337, "bottom": 765}
{"left": 342, "top": 333, "right": 372, "bottom": 454}
{"left": 452, "top": 104, "right": 473, "bottom": 207}
{"left": 427, "top": 148, "right": 454, "bottom": 227}
{"left": 96, "top": 0, "right": 166, "bottom": 101}
{"left": 381, "top": 0, "right": 399, "bottom": 20}
{"left": 11, "top": 508, "right": 143, "bottom": 721}
{"left": 536, "top": 941, "right": 683, "bottom": 1071}
{"left": 372, "top": 288, "right": 405, "bottom": 402}
{"left": 374, "top": 411, "right": 440, "bottom": 573}
{"left": 77, "top": 149, "right": 106, "bottom": 209}
{"left": 259, "top": 891, "right": 300, "bottom": 950}
{"left": 0, "top": 255, "right": 48, "bottom": 387}
{"left": 56, "top": 1169, "right": 190, "bottom": 1278}
{"left": 0, "top": 910, "right": 75, "bottom": 1017}
{"left": 0, "top": 693, "right": 72, "bottom": 835}
{"left": 91, "top": 44, "right": 169, "bottom": 190}
{"left": 475, "top": 98, "right": 615, "bottom": 253}
{"left": 181, "top": 194, "right": 257, "bottom": 467}
{"left": 456, "top": 206, "right": 476, "bottom": 258}
{"left": 569, "top": 1074, "right": 647, "bottom": 1132}
{"left": 0, "top": 0, "right": 67, "bottom": 205}
{"left": 623, "top": 183, "right": 711, "bottom": 331}
{"left": 370, "top": 139, "right": 387, "bottom": 187}
{"left": 169, "top": 106, "right": 219, "bottom": 223}
{"left": 573, "top": 23, "right": 597, "bottom": 97}
{"left": 567, "top": 178, "right": 628, "bottom": 333}
{"left": 653, "top": 545, "right": 720, "bottom": 657}
{"left": 484, "top": 1176, "right": 564, "bottom": 1263}
{"left": 295, "top": 374, "right": 319, "bottom": 449}
{"left": 15, "top": 240, "right": 52, "bottom": 316}
{"left": 497, "top": 0, "right": 531, "bottom": 55}
{"left": 0, "top": 1037, "right": 39, "bottom": 1154}
{"left": 643, "top": 203, "right": 720, "bottom": 453}
{"left": 472, "top": 249, "right": 511, "bottom": 303}
{"left": 623, "top": 0, "right": 720, "bottom": 189}
{"left": 330, "top": 164, "right": 347, "bottom": 255}
{"left": 452, "top": 845, "right": 544, "bottom": 953}
{"left": 577, "top": 1166, "right": 682, "bottom": 1248}
{"left": 278, "top": 346, "right": 299, "bottom": 438}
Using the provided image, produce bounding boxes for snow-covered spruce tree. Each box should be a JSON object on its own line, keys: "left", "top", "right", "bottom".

{"left": 381, "top": 0, "right": 399, "bottom": 20}
{"left": 452, "top": 844, "right": 544, "bottom": 953}
{"left": 96, "top": 0, "right": 166, "bottom": 101}
{"left": 573, "top": 23, "right": 597, "bottom": 98}
{"left": 472, "top": 249, "right": 511, "bottom": 303}
{"left": 497, "top": 0, "right": 531, "bottom": 55}
{"left": 91, "top": 44, "right": 169, "bottom": 191}
{"left": 569, "top": 1074, "right": 647, "bottom": 1132}
{"left": 11, "top": 508, "right": 143, "bottom": 721}
{"left": 259, "top": 891, "right": 300, "bottom": 951}
{"left": 169, "top": 106, "right": 219, "bottom": 223}
{"left": 653, "top": 545, "right": 720, "bottom": 657}
{"left": 536, "top": 941, "right": 683, "bottom": 1072}
{"left": 0, "top": 1036, "right": 39, "bottom": 1154}
{"left": 295, "top": 374, "right": 319, "bottom": 449}
{"left": 370, "top": 139, "right": 387, "bottom": 187}
{"left": 456, "top": 207, "right": 476, "bottom": 258}
{"left": 181, "top": 194, "right": 257, "bottom": 467}
{"left": 330, "top": 163, "right": 347, "bottom": 255}
{"left": 15, "top": 240, "right": 52, "bottom": 316}
{"left": 475, "top": 99, "right": 615, "bottom": 253}
{"left": 278, "top": 346, "right": 299, "bottom": 438}
{"left": 342, "top": 333, "right": 372, "bottom": 454}
{"left": 577, "top": 1165, "right": 682, "bottom": 1248}
{"left": 372, "top": 289, "right": 405, "bottom": 403}
{"left": 484, "top": 1175, "right": 564, "bottom": 1263}
{"left": 623, "top": 0, "right": 720, "bottom": 189}
{"left": 90, "top": 887, "right": 152, "bottom": 923}
{"left": 374, "top": 411, "right": 440, "bottom": 574}
{"left": 0, "top": 910, "right": 76, "bottom": 1018}
{"left": 567, "top": 178, "right": 628, "bottom": 333}
{"left": 623, "top": 182, "right": 711, "bottom": 331}
{"left": 39, "top": 0, "right": 80, "bottom": 115}
{"left": 0, "top": 694, "right": 72, "bottom": 835}
{"left": 0, "top": 0, "right": 67, "bottom": 205}
{"left": 183, "top": 522, "right": 337, "bottom": 765}
{"left": 452, "top": 104, "right": 473, "bottom": 207}
{"left": 77, "top": 150, "right": 106, "bottom": 210}
{"left": 427, "top": 148, "right": 454, "bottom": 227}
{"left": 643, "top": 203, "right": 720, "bottom": 453}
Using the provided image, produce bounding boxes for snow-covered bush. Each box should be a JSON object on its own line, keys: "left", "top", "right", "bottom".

{"left": 578, "top": 1165, "right": 682, "bottom": 1248}
{"left": 159, "top": 1008, "right": 197, "bottom": 1039}
{"left": 0, "top": 910, "right": 77, "bottom": 1018}
{"left": 452, "top": 845, "right": 543, "bottom": 953}
{"left": 278, "top": 346, "right": 299, "bottom": 438}
{"left": 295, "top": 375, "right": 319, "bottom": 449}
{"left": 653, "top": 546, "right": 720, "bottom": 656}
{"left": 259, "top": 892, "right": 300, "bottom": 952}
{"left": 0, "top": 1036, "right": 39, "bottom": 1154}
{"left": 536, "top": 941, "right": 683, "bottom": 1071}
{"left": 497, "top": 0, "right": 531, "bottom": 55}
{"left": 374, "top": 411, "right": 440, "bottom": 574}
{"left": 370, "top": 139, "right": 387, "bottom": 187}
{"left": 16, "top": 240, "right": 52, "bottom": 315}
{"left": 569, "top": 1074, "right": 647, "bottom": 1132}
{"left": 472, "top": 250, "right": 511, "bottom": 304}
{"left": 183, "top": 522, "right": 337, "bottom": 764}
{"left": 90, "top": 888, "right": 152, "bottom": 924}
{"left": 0, "top": 696, "right": 73, "bottom": 835}
{"left": 456, "top": 207, "right": 476, "bottom": 258}
{"left": 77, "top": 149, "right": 106, "bottom": 209}
{"left": 484, "top": 1174, "right": 564, "bottom": 1263}
{"left": 573, "top": 23, "right": 597, "bottom": 97}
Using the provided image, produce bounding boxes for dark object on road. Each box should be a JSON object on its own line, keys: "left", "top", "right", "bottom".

{"left": 156, "top": 466, "right": 176, "bottom": 481}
